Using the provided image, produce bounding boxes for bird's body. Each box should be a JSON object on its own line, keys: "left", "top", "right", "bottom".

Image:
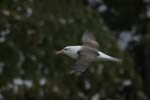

{"left": 62, "top": 46, "right": 121, "bottom": 62}
{"left": 56, "top": 32, "right": 121, "bottom": 75}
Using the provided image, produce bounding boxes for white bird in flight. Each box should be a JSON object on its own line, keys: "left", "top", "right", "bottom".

{"left": 56, "top": 32, "right": 121, "bottom": 75}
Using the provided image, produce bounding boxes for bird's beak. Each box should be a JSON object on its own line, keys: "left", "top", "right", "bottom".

{"left": 55, "top": 49, "right": 64, "bottom": 55}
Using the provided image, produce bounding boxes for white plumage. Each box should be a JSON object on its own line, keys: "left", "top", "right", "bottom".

{"left": 56, "top": 32, "right": 122, "bottom": 75}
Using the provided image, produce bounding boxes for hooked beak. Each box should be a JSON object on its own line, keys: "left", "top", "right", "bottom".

{"left": 55, "top": 49, "right": 64, "bottom": 55}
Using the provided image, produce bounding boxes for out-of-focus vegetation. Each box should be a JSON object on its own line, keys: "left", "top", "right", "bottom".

{"left": 0, "top": 0, "right": 149, "bottom": 100}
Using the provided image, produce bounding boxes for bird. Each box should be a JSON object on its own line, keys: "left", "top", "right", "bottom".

{"left": 56, "top": 32, "right": 121, "bottom": 75}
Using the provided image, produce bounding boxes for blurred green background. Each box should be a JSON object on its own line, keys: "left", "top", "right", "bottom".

{"left": 0, "top": 0, "right": 149, "bottom": 100}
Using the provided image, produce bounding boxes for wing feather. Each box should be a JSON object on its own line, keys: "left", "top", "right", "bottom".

{"left": 82, "top": 32, "right": 99, "bottom": 49}
{"left": 70, "top": 47, "right": 98, "bottom": 75}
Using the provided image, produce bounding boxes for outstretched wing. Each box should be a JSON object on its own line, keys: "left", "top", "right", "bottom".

{"left": 70, "top": 47, "right": 98, "bottom": 75}
{"left": 82, "top": 32, "right": 99, "bottom": 49}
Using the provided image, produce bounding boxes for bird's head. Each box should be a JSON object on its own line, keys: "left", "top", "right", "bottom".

{"left": 56, "top": 46, "right": 81, "bottom": 59}
{"left": 55, "top": 46, "right": 70, "bottom": 55}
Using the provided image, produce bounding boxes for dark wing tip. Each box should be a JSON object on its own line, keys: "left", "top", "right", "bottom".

{"left": 69, "top": 70, "right": 82, "bottom": 76}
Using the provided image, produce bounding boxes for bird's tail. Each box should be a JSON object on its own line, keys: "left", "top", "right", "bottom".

{"left": 98, "top": 51, "right": 122, "bottom": 63}
{"left": 109, "top": 57, "right": 122, "bottom": 63}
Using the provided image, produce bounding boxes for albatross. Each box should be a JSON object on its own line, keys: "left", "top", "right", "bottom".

{"left": 56, "top": 32, "right": 121, "bottom": 75}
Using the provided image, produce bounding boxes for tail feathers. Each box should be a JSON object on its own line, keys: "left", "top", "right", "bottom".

{"left": 109, "top": 57, "right": 122, "bottom": 63}
{"left": 98, "top": 51, "right": 122, "bottom": 63}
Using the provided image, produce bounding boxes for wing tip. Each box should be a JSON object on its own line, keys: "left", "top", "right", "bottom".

{"left": 69, "top": 70, "right": 82, "bottom": 76}
{"left": 111, "top": 58, "right": 122, "bottom": 63}
{"left": 84, "top": 31, "right": 93, "bottom": 36}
